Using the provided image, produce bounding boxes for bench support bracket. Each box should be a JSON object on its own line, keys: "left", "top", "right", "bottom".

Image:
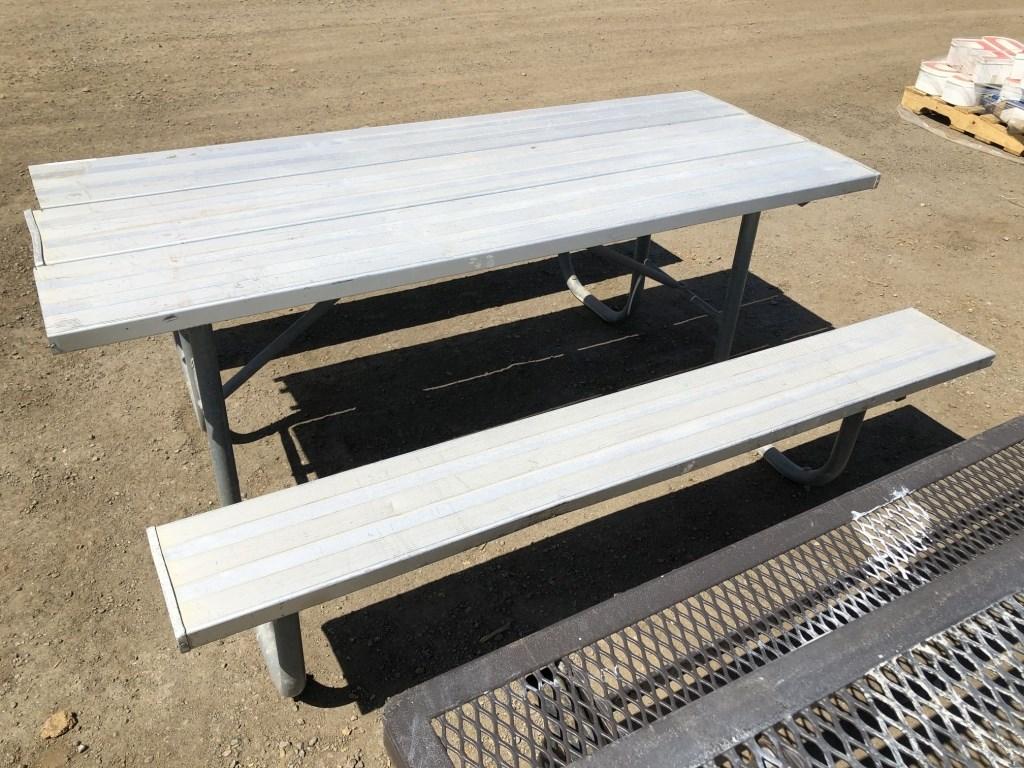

{"left": 558, "top": 236, "right": 651, "bottom": 323}
{"left": 256, "top": 614, "right": 307, "bottom": 698}
{"left": 559, "top": 212, "right": 760, "bottom": 362}
{"left": 760, "top": 411, "right": 865, "bottom": 486}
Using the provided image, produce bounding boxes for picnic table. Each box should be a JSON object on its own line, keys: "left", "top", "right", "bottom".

{"left": 25, "top": 91, "right": 879, "bottom": 509}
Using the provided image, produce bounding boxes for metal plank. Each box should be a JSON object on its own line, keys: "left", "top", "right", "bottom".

{"left": 147, "top": 309, "right": 992, "bottom": 651}
{"left": 34, "top": 138, "right": 877, "bottom": 350}
{"left": 29, "top": 92, "right": 738, "bottom": 206}
{"left": 34, "top": 115, "right": 798, "bottom": 262}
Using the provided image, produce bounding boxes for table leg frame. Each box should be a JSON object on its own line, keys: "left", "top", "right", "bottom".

{"left": 223, "top": 299, "right": 337, "bottom": 399}
{"left": 560, "top": 212, "right": 761, "bottom": 362}
{"left": 179, "top": 323, "right": 308, "bottom": 698}
{"left": 255, "top": 614, "right": 307, "bottom": 699}
{"left": 167, "top": 213, "right": 763, "bottom": 700}
{"left": 173, "top": 330, "right": 206, "bottom": 431}
{"left": 713, "top": 211, "right": 760, "bottom": 362}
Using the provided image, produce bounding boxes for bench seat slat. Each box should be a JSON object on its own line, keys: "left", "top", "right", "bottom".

{"left": 148, "top": 309, "right": 992, "bottom": 651}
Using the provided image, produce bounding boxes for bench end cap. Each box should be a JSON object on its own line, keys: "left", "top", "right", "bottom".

{"left": 146, "top": 526, "right": 192, "bottom": 653}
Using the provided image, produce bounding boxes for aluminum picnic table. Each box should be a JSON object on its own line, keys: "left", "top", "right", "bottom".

{"left": 24, "top": 91, "right": 879, "bottom": 506}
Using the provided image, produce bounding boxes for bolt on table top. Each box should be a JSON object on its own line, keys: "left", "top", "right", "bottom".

{"left": 25, "top": 90, "right": 878, "bottom": 353}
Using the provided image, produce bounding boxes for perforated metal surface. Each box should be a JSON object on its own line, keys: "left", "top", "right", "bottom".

{"left": 429, "top": 442, "right": 1024, "bottom": 768}
{"left": 709, "top": 592, "right": 1024, "bottom": 767}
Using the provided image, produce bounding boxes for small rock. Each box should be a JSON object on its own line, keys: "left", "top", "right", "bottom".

{"left": 221, "top": 747, "right": 232, "bottom": 757}
{"left": 81, "top": 86, "right": 91, "bottom": 93}
{"left": 77, "top": 743, "right": 88, "bottom": 754}
{"left": 308, "top": 736, "right": 318, "bottom": 747}
{"left": 40, "top": 709, "right": 76, "bottom": 739}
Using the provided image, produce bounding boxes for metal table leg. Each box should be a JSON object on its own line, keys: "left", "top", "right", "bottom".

{"left": 255, "top": 615, "right": 307, "bottom": 699}
{"left": 179, "top": 324, "right": 308, "bottom": 698}
{"left": 178, "top": 325, "right": 240, "bottom": 507}
{"left": 173, "top": 330, "right": 205, "bottom": 431}
{"left": 713, "top": 212, "right": 761, "bottom": 362}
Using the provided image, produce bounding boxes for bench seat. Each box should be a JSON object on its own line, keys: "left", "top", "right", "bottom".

{"left": 148, "top": 308, "right": 992, "bottom": 652}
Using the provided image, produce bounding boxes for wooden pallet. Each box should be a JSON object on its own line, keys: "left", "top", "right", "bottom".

{"left": 901, "top": 86, "right": 1024, "bottom": 156}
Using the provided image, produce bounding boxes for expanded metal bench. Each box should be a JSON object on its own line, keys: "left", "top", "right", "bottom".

{"left": 147, "top": 309, "right": 992, "bottom": 698}
{"left": 383, "top": 415, "right": 1024, "bottom": 768}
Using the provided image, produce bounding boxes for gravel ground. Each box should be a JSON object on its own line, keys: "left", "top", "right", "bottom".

{"left": 1, "top": 2, "right": 1022, "bottom": 766}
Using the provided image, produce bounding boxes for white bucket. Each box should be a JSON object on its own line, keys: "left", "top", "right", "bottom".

{"left": 947, "top": 38, "right": 986, "bottom": 68}
{"left": 942, "top": 73, "right": 982, "bottom": 106}
{"left": 972, "top": 51, "right": 1013, "bottom": 85}
{"left": 1001, "top": 104, "right": 1024, "bottom": 131}
{"left": 915, "top": 60, "right": 959, "bottom": 95}
{"left": 1012, "top": 53, "right": 1024, "bottom": 81}
{"left": 1001, "top": 78, "right": 1023, "bottom": 102}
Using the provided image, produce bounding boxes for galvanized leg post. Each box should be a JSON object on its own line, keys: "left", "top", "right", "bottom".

{"left": 760, "top": 411, "right": 865, "bottom": 486}
{"left": 713, "top": 212, "right": 760, "bottom": 362}
{"left": 255, "top": 615, "right": 307, "bottom": 698}
{"left": 173, "top": 331, "right": 205, "bottom": 430}
{"left": 178, "top": 325, "right": 240, "bottom": 507}
{"left": 180, "top": 324, "right": 308, "bottom": 698}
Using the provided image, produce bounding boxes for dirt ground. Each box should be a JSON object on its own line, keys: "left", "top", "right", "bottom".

{"left": 1, "top": 1, "right": 1022, "bottom": 766}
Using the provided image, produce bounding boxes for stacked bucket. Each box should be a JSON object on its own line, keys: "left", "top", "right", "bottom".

{"left": 915, "top": 36, "right": 1024, "bottom": 130}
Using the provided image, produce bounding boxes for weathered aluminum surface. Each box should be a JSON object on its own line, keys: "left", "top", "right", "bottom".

{"left": 147, "top": 310, "right": 991, "bottom": 651}
{"left": 26, "top": 91, "right": 879, "bottom": 350}
{"left": 381, "top": 416, "right": 1024, "bottom": 768}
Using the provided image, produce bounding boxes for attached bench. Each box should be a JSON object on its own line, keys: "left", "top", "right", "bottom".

{"left": 382, "top": 415, "right": 1024, "bottom": 768}
{"left": 147, "top": 309, "right": 992, "bottom": 697}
